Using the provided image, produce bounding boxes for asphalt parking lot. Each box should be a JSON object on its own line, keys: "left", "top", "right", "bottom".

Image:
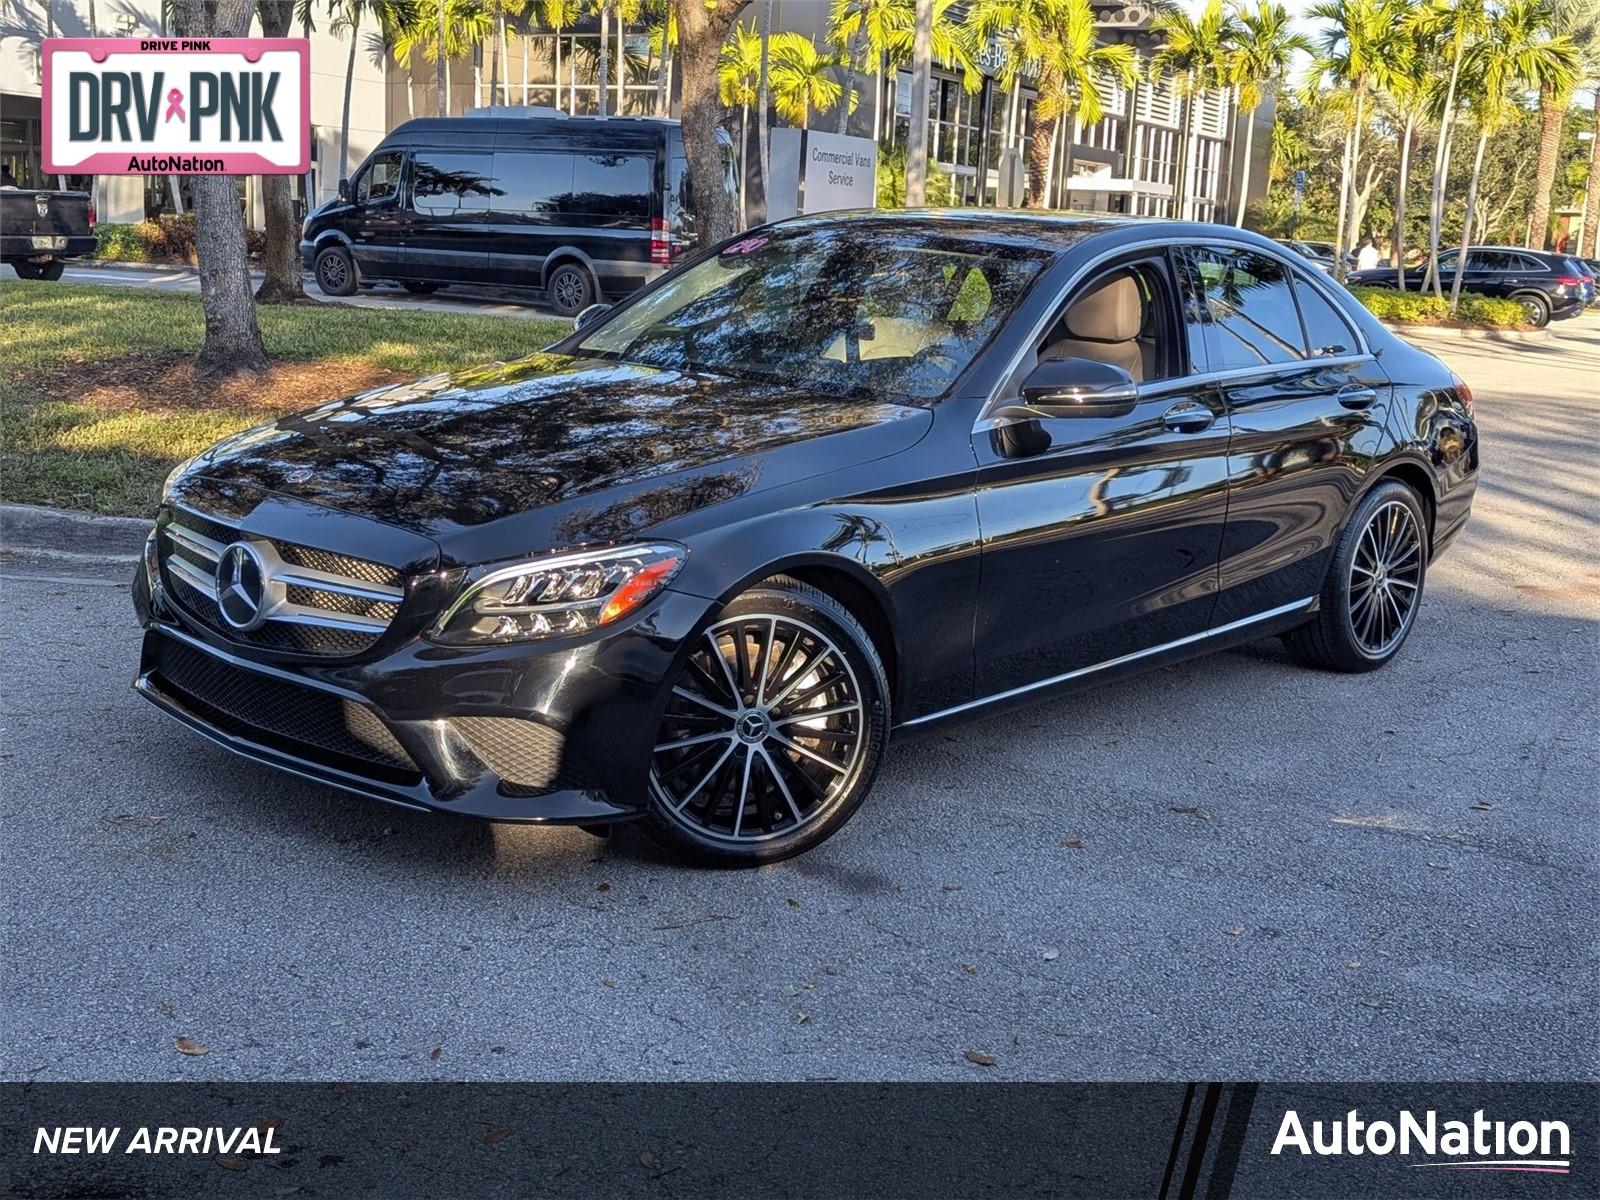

{"left": 2, "top": 315, "right": 1595, "bottom": 1084}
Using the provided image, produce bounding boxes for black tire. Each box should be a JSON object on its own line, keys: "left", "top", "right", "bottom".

{"left": 402, "top": 280, "right": 439, "bottom": 294}
{"left": 1512, "top": 291, "right": 1551, "bottom": 328}
{"left": 36, "top": 260, "right": 65, "bottom": 281}
{"left": 640, "top": 576, "right": 891, "bottom": 866}
{"left": 313, "top": 245, "right": 358, "bottom": 297}
{"left": 11, "top": 261, "right": 43, "bottom": 280}
{"left": 546, "top": 262, "right": 594, "bottom": 318}
{"left": 1285, "top": 480, "right": 1429, "bottom": 673}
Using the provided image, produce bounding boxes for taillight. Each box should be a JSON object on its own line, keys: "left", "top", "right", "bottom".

{"left": 87, "top": 200, "right": 97, "bottom": 229}
{"left": 1555, "top": 275, "right": 1584, "bottom": 287}
{"left": 650, "top": 217, "right": 672, "bottom": 266}
{"left": 1450, "top": 372, "right": 1475, "bottom": 420}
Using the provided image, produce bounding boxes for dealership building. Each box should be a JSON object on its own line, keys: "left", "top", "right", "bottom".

{"left": 1, "top": 0, "right": 1266, "bottom": 227}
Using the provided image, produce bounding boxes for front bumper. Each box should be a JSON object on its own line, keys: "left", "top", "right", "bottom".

{"left": 133, "top": 564, "right": 712, "bottom": 824}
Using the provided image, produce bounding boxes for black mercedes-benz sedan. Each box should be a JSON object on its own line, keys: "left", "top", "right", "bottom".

{"left": 133, "top": 212, "right": 1479, "bottom": 865}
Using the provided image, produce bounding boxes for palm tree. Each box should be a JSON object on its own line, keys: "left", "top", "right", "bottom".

{"left": 1379, "top": 34, "right": 1432, "bottom": 288}
{"left": 1310, "top": 0, "right": 1404, "bottom": 274}
{"left": 393, "top": 0, "right": 493, "bottom": 116}
{"left": 1408, "top": 0, "right": 1488, "bottom": 296}
{"left": 1584, "top": 85, "right": 1600, "bottom": 258}
{"left": 543, "top": 0, "right": 582, "bottom": 111}
{"left": 1525, "top": 0, "right": 1599, "bottom": 248}
{"left": 1227, "top": 2, "right": 1309, "bottom": 227}
{"left": 484, "top": 0, "right": 528, "bottom": 105}
{"left": 719, "top": 20, "right": 762, "bottom": 219}
{"left": 1151, "top": 0, "right": 1241, "bottom": 219}
{"left": 829, "top": 0, "right": 902, "bottom": 144}
{"left": 647, "top": 0, "right": 677, "bottom": 115}
{"left": 769, "top": 31, "right": 852, "bottom": 128}
{"left": 331, "top": 0, "right": 414, "bottom": 178}
{"left": 1449, "top": 0, "right": 1579, "bottom": 308}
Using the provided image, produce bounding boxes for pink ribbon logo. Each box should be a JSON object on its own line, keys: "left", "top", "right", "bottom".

{"left": 164, "top": 88, "right": 185, "bottom": 123}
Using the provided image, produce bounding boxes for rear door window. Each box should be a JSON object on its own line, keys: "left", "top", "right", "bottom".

{"left": 1292, "top": 276, "right": 1359, "bottom": 358}
{"left": 410, "top": 152, "right": 498, "bottom": 215}
{"left": 1181, "top": 245, "right": 1306, "bottom": 369}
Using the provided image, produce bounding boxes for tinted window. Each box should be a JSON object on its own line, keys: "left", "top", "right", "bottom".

{"left": 490, "top": 151, "right": 575, "bottom": 216}
{"left": 357, "top": 151, "right": 403, "bottom": 204}
{"left": 1182, "top": 246, "right": 1305, "bottom": 368}
{"left": 411, "top": 152, "right": 499, "bottom": 215}
{"left": 578, "top": 227, "right": 1047, "bottom": 400}
{"left": 1172, "top": 251, "right": 1211, "bottom": 373}
{"left": 571, "top": 152, "right": 651, "bottom": 221}
{"left": 1466, "top": 250, "right": 1513, "bottom": 272}
{"left": 1294, "top": 276, "right": 1358, "bottom": 358}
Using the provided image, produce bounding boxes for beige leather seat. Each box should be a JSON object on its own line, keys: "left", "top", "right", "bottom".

{"left": 1040, "top": 272, "right": 1149, "bottom": 382}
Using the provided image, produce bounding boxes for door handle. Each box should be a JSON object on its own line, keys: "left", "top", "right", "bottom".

{"left": 1162, "top": 401, "right": 1214, "bottom": 433}
{"left": 1337, "top": 385, "right": 1378, "bottom": 410}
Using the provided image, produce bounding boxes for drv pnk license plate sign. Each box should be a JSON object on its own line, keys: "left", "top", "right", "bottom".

{"left": 42, "top": 38, "right": 309, "bottom": 175}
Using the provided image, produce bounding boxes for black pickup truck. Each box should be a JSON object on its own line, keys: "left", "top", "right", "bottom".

{"left": 2, "top": 188, "right": 96, "bottom": 280}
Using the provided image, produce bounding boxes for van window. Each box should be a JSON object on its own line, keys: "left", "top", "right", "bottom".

{"left": 571, "top": 152, "right": 651, "bottom": 221}
{"left": 357, "top": 151, "right": 403, "bottom": 204}
{"left": 411, "top": 152, "right": 498, "bottom": 215}
{"left": 490, "top": 151, "right": 576, "bottom": 216}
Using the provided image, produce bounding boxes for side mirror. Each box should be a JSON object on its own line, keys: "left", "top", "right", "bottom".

{"left": 573, "top": 302, "right": 613, "bottom": 333}
{"left": 999, "top": 357, "right": 1139, "bottom": 423}
{"left": 337, "top": 178, "right": 352, "bottom": 203}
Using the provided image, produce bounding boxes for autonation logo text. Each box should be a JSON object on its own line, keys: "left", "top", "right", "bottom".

{"left": 1272, "top": 1108, "right": 1572, "bottom": 1175}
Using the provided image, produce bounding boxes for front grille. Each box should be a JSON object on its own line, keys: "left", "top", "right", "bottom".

{"left": 152, "top": 636, "right": 419, "bottom": 781}
{"left": 158, "top": 506, "right": 406, "bottom": 658}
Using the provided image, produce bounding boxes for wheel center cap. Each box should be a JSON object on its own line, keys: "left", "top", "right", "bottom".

{"left": 735, "top": 709, "right": 772, "bottom": 744}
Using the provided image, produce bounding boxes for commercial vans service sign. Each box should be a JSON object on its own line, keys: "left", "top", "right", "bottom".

{"left": 42, "top": 38, "right": 310, "bottom": 175}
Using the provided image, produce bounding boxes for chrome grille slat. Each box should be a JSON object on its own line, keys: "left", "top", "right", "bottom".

{"left": 157, "top": 507, "right": 405, "bottom": 656}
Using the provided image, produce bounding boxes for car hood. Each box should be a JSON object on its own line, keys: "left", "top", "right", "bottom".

{"left": 185, "top": 353, "right": 931, "bottom": 562}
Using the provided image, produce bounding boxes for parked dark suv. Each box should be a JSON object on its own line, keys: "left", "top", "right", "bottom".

{"left": 300, "top": 112, "right": 739, "bottom": 316}
{"left": 140, "top": 213, "right": 1478, "bottom": 865}
{"left": 1347, "top": 246, "right": 1591, "bottom": 327}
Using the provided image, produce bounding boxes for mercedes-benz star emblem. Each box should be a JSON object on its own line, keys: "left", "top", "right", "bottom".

{"left": 215, "top": 542, "right": 269, "bottom": 631}
{"left": 35, "top": 196, "right": 49, "bottom": 219}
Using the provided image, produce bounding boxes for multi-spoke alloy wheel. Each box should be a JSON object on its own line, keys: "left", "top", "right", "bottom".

{"left": 1285, "top": 480, "right": 1429, "bottom": 673}
{"left": 644, "top": 579, "right": 888, "bottom": 864}
{"left": 1347, "top": 499, "right": 1422, "bottom": 657}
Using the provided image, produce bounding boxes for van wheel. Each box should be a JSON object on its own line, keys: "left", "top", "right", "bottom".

{"left": 547, "top": 263, "right": 594, "bottom": 318}
{"left": 36, "top": 260, "right": 65, "bottom": 281}
{"left": 12, "top": 262, "right": 42, "bottom": 280}
{"left": 402, "top": 280, "right": 439, "bottom": 294}
{"left": 313, "top": 246, "right": 358, "bottom": 297}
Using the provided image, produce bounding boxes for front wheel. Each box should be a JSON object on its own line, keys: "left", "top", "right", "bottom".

{"left": 313, "top": 245, "right": 358, "bottom": 297}
{"left": 641, "top": 578, "right": 890, "bottom": 866}
{"left": 1285, "top": 480, "right": 1429, "bottom": 673}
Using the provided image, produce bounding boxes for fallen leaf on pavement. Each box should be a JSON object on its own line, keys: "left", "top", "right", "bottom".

{"left": 1169, "top": 806, "right": 1211, "bottom": 820}
{"left": 964, "top": 1050, "right": 997, "bottom": 1067}
{"left": 217, "top": 1156, "right": 248, "bottom": 1171}
{"left": 1469, "top": 801, "right": 1494, "bottom": 811}
{"left": 1223, "top": 927, "right": 1243, "bottom": 937}
{"left": 640, "top": 1152, "right": 657, "bottom": 1169}
{"left": 1042, "top": 948, "right": 1060, "bottom": 961}
{"left": 602, "top": 979, "right": 617, "bottom": 988}
{"left": 429, "top": 1046, "right": 442, "bottom": 1061}
{"left": 174, "top": 1037, "right": 209, "bottom": 1056}
{"left": 1062, "top": 838, "right": 1085, "bottom": 850}
{"left": 485, "top": 1128, "right": 509, "bottom": 1145}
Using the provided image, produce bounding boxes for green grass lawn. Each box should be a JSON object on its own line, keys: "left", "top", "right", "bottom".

{"left": 1, "top": 280, "right": 565, "bottom": 516}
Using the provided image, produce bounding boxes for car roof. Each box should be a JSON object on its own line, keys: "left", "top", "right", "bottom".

{"left": 763, "top": 209, "right": 1292, "bottom": 258}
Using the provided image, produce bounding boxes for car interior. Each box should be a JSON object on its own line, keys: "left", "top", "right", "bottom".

{"left": 1022, "top": 261, "right": 1177, "bottom": 389}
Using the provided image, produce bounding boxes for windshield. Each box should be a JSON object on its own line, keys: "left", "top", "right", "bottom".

{"left": 577, "top": 225, "right": 1048, "bottom": 400}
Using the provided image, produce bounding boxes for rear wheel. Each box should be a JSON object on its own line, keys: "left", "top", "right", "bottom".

{"left": 313, "top": 245, "right": 358, "bottom": 297}
{"left": 1512, "top": 292, "right": 1551, "bottom": 328}
{"left": 546, "top": 262, "right": 594, "bottom": 318}
{"left": 1285, "top": 480, "right": 1428, "bottom": 673}
{"left": 36, "top": 260, "right": 65, "bottom": 281}
{"left": 641, "top": 578, "right": 890, "bottom": 866}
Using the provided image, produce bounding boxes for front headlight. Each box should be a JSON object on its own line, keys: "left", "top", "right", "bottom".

{"left": 429, "top": 543, "right": 687, "bottom": 646}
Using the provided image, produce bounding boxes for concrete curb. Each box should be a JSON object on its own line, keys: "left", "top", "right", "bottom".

{"left": 1382, "top": 321, "right": 1553, "bottom": 343}
{"left": 1, "top": 503, "right": 149, "bottom": 564}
